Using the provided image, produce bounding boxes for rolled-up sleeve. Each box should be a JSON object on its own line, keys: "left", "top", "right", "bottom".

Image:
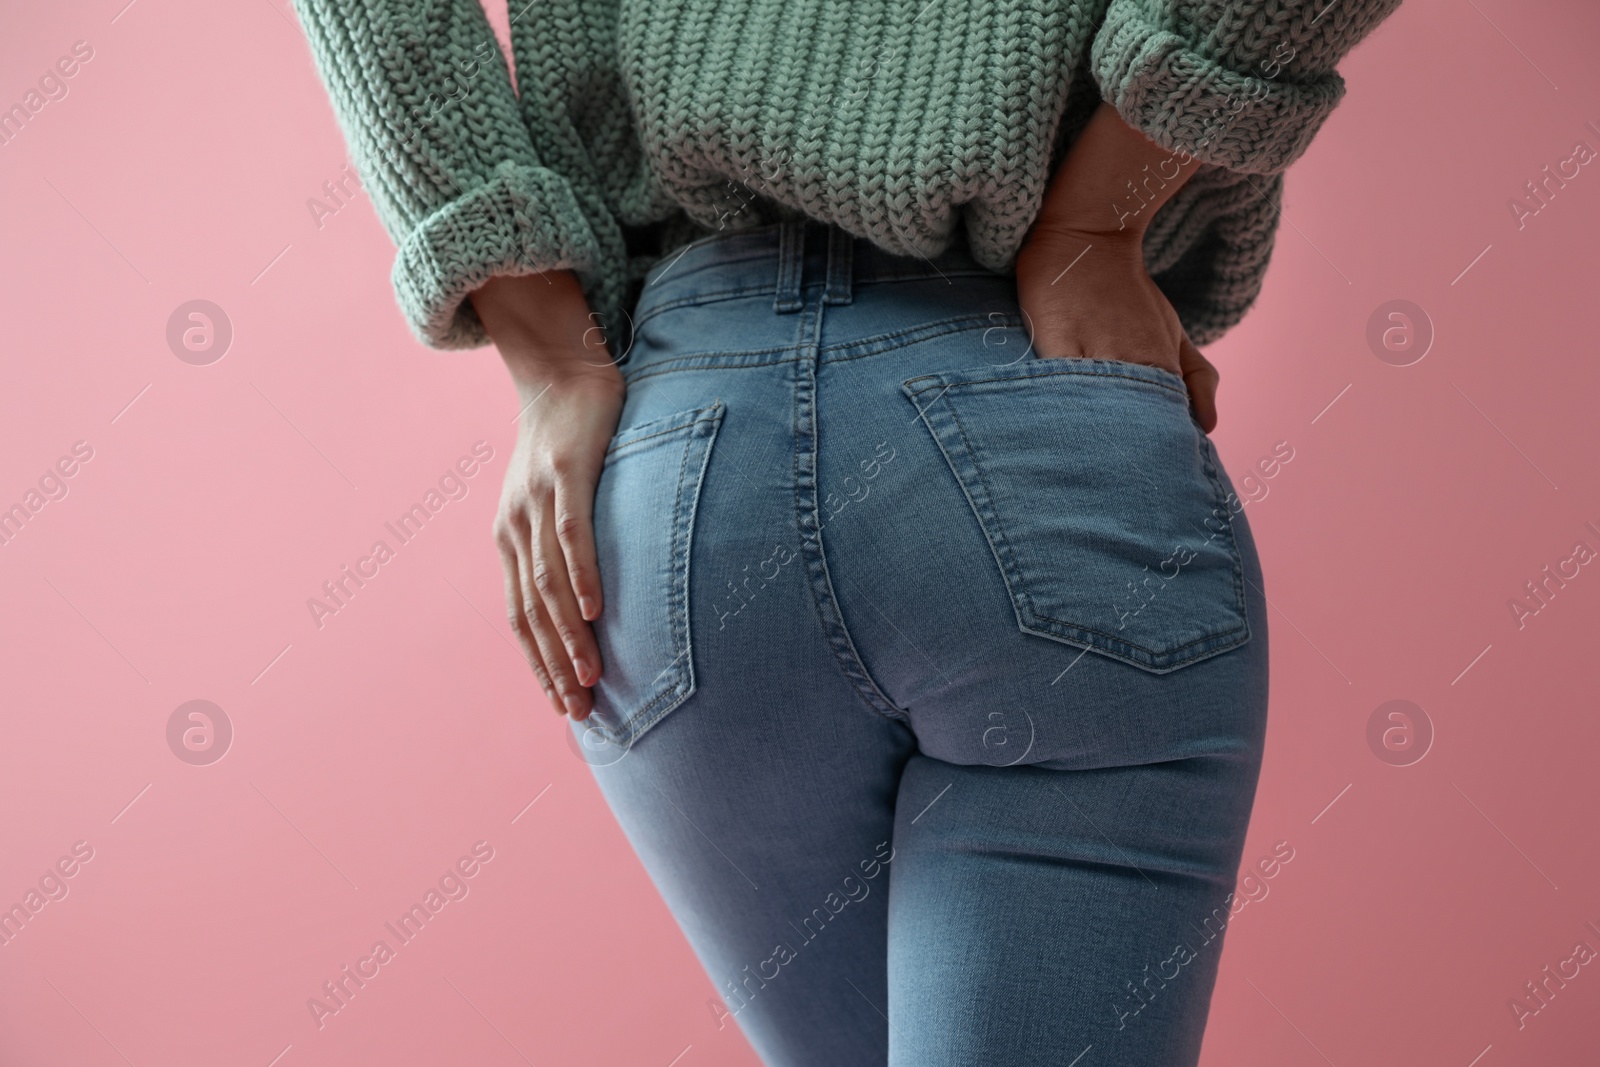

{"left": 1090, "top": 0, "right": 1404, "bottom": 174}
{"left": 295, "top": 0, "right": 623, "bottom": 349}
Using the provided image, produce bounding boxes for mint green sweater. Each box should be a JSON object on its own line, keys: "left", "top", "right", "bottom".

{"left": 295, "top": 0, "right": 1400, "bottom": 357}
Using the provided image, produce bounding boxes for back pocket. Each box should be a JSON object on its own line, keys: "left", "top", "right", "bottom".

{"left": 902, "top": 358, "right": 1249, "bottom": 673}
{"left": 587, "top": 401, "right": 724, "bottom": 747}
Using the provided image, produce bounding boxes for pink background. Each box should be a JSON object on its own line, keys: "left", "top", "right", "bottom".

{"left": 3, "top": 1, "right": 1598, "bottom": 1064}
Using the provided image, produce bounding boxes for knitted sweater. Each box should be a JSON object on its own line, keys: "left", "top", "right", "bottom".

{"left": 295, "top": 0, "right": 1401, "bottom": 358}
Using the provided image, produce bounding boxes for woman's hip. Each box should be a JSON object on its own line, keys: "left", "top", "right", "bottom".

{"left": 587, "top": 219, "right": 1268, "bottom": 765}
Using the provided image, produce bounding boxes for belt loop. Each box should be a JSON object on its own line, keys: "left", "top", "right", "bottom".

{"left": 823, "top": 224, "right": 854, "bottom": 306}
{"left": 774, "top": 220, "right": 806, "bottom": 313}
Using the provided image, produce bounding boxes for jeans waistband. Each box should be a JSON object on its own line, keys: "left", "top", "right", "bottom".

{"left": 631, "top": 218, "right": 1005, "bottom": 329}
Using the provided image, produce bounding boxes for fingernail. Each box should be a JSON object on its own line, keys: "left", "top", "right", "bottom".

{"left": 572, "top": 656, "right": 593, "bottom": 686}
{"left": 579, "top": 596, "right": 599, "bottom": 620}
{"left": 563, "top": 692, "right": 585, "bottom": 717}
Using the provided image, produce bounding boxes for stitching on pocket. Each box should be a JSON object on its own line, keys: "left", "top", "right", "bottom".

{"left": 903, "top": 368, "right": 1249, "bottom": 673}
{"left": 1013, "top": 413, "right": 1250, "bottom": 663}
{"left": 1194, "top": 432, "right": 1250, "bottom": 657}
{"left": 940, "top": 392, "right": 1028, "bottom": 622}
{"left": 605, "top": 407, "right": 723, "bottom": 459}
{"left": 903, "top": 357, "right": 1190, "bottom": 401}
{"left": 589, "top": 401, "right": 724, "bottom": 747}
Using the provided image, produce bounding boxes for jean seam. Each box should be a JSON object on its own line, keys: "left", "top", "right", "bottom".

{"left": 633, "top": 269, "right": 1007, "bottom": 335}
{"left": 792, "top": 296, "right": 908, "bottom": 725}
{"left": 823, "top": 314, "right": 1025, "bottom": 363}
{"left": 1195, "top": 432, "right": 1253, "bottom": 652}
{"left": 619, "top": 316, "right": 1019, "bottom": 387}
{"left": 634, "top": 284, "right": 786, "bottom": 330}
{"left": 622, "top": 350, "right": 798, "bottom": 387}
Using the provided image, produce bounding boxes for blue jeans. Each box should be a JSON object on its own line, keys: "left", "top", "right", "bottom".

{"left": 571, "top": 218, "right": 1270, "bottom": 1066}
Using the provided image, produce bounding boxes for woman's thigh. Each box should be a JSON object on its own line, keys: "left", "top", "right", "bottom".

{"left": 886, "top": 749, "right": 1264, "bottom": 1067}
{"left": 579, "top": 668, "right": 915, "bottom": 1067}
{"left": 576, "top": 289, "right": 919, "bottom": 1066}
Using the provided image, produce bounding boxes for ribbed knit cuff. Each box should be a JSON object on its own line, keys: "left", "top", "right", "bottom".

{"left": 1145, "top": 170, "right": 1285, "bottom": 346}
{"left": 391, "top": 160, "right": 606, "bottom": 350}
{"left": 1090, "top": 5, "right": 1347, "bottom": 175}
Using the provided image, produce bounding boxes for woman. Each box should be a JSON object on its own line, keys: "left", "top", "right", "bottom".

{"left": 298, "top": 2, "right": 1400, "bottom": 1063}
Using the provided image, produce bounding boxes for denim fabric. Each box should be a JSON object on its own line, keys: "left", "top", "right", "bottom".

{"left": 572, "top": 218, "right": 1270, "bottom": 1067}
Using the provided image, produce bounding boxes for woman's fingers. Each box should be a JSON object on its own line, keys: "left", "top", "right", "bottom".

{"left": 524, "top": 577, "right": 593, "bottom": 720}
{"left": 552, "top": 466, "right": 604, "bottom": 624}
{"left": 532, "top": 487, "right": 603, "bottom": 691}
{"left": 498, "top": 506, "right": 591, "bottom": 718}
{"left": 512, "top": 503, "right": 591, "bottom": 719}
{"left": 1180, "top": 333, "right": 1219, "bottom": 434}
{"left": 497, "top": 535, "right": 557, "bottom": 707}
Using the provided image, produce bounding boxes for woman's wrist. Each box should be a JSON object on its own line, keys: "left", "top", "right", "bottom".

{"left": 470, "top": 270, "right": 623, "bottom": 402}
{"left": 1034, "top": 100, "right": 1201, "bottom": 238}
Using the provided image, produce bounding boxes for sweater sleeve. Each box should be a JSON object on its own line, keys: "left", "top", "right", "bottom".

{"left": 1090, "top": 0, "right": 1403, "bottom": 175}
{"left": 294, "top": 0, "right": 626, "bottom": 350}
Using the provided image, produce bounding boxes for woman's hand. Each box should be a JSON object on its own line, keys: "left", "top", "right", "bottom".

{"left": 1014, "top": 100, "right": 1221, "bottom": 433}
{"left": 471, "top": 270, "right": 624, "bottom": 720}
{"left": 1014, "top": 224, "right": 1219, "bottom": 433}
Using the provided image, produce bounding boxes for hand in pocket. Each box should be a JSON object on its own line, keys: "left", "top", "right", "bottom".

{"left": 1014, "top": 224, "right": 1220, "bottom": 433}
